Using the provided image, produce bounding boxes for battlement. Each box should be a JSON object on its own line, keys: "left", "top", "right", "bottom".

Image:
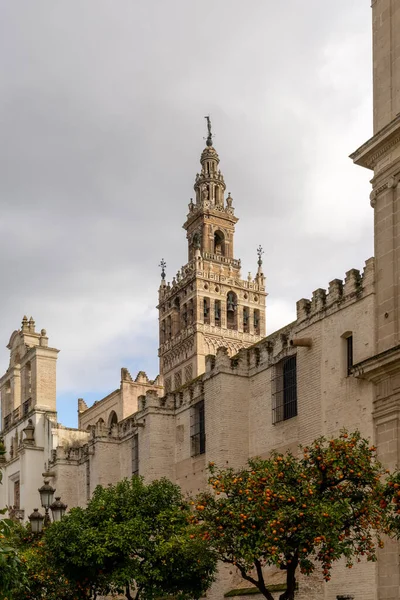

{"left": 296, "top": 258, "right": 374, "bottom": 324}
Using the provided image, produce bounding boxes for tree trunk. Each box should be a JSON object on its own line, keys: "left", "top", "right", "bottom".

{"left": 234, "top": 560, "right": 275, "bottom": 600}
{"left": 279, "top": 555, "right": 298, "bottom": 600}
{"left": 125, "top": 583, "right": 134, "bottom": 600}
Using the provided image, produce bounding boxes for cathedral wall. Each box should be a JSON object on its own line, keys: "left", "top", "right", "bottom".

{"left": 204, "top": 367, "right": 250, "bottom": 470}
{"left": 52, "top": 460, "right": 84, "bottom": 509}
{"left": 89, "top": 438, "right": 121, "bottom": 489}
{"left": 118, "top": 435, "right": 134, "bottom": 479}
{"left": 138, "top": 407, "right": 176, "bottom": 483}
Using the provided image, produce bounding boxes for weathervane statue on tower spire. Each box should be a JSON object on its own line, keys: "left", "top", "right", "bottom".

{"left": 257, "top": 245, "right": 264, "bottom": 267}
{"left": 159, "top": 258, "right": 167, "bottom": 281}
{"left": 204, "top": 115, "right": 213, "bottom": 146}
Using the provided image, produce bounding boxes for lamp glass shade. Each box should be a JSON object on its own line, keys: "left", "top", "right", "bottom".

{"left": 29, "top": 509, "right": 44, "bottom": 534}
{"left": 50, "top": 497, "right": 67, "bottom": 522}
{"left": 38, "top": 480, "right": 55, "bottom": 509}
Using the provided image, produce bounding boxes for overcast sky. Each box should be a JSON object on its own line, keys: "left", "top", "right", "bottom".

{"left": 0, "top": 1, "right": 373, "bottom": 427}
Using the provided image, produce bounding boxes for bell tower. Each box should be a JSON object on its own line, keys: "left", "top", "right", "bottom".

{"left": 158, "top": 119, "right": 267, "bottom": 392}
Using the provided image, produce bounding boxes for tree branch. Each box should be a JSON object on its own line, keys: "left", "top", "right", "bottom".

{"left": 222, "top": 558, "right": 274, "bottom": 600}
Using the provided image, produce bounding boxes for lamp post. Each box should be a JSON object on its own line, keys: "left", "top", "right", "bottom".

{"left": 49, "top": 496, "right": 67, "bottom": 522}
{"left": 28, "top": 480, "right": 68, "bottom": 533}
{"left": 38, "top": 480, "right": 56, "bottom": 525}
{"left": 28, "top": 508, "right": 44, "bottom": 534}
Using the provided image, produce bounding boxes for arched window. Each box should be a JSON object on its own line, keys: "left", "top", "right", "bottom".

{"left": 193, "top": 233, "right": 201, "bottom": 252}
{"left": 25, "top": 361, "right": 32, "bottom": 397}
{"left": 215, "top": 300, "right": 221, "bottom": 326}
{"left": 341, "top": 331, "right": 353, "bottom": 377}
{"left": 166, "top": 316, "right": 172, "bottom": 339}
{"left": 188, "top": 299, "right": 194, "bottom": 324}
{"left": 227, "top": 292, "right": 238, "bottom": 330}
{"left": 214, "top": 231, "right": 225, "bottom": 256}
{"left": 243, "top": 307, "right": 250, "bottom": 333}
{"left": 173, "top": 297, "right": 181, "bottom": 335}
{"left": 108, "top": 411, "right": 118, "bottom": 428}
{"left": 203, "top": 298, "right": 210, "bottom": 325}
{"left": 254, "top": 309, "right": 260, "bottom": 335}
{"left": 182, "top": 303, "right": 188, "bottom": 327}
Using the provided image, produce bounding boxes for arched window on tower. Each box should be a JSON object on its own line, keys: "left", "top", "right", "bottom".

{"left": 173, "top": 297, "right": 181, "bottom": 335}
{"left": 161, "top": 320, "right": 166, "bottom": 344}
{"left": 189, "top": 299, "right": 194, "bottom": 324}
{"left": 214, "top": 231, "right": 225, "bottom": 256}
{"left": 243, "top": 307, "right": 250, "bottom": 333}
{"left": 166, "top": 316, "right": 172, "bottom": 340}
{"left": 203, "top": 298, "right": 210, "bottom": 325}
{"left": 254, "top": 309, "right": 260, "bottom": 335}
{"left": 227, "top": 292, "right": 238, "bottom": 330}
{"left": 192, "top": 232, "right": 201, "bottom": 259}
{"left": 182, "top": 303, "right": 188, "bottom": 327}
{"left": 214, "top": 300, "right": 221, "bottom": 326}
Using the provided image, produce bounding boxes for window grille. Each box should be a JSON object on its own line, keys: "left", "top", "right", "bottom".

{"left": 272, "top": 355, "right": 297, "bottom": 424}
{"left": 132, "top": 433, "right": 139, "bottom": 476}
{"left": 254, "top": 309, "right": 260, "bottom": 335}
{"left": 23, "top": 399, "right": 31, "bottom": 417}
{"left": 4, "top": 415, "right": 11, "bottom": 430}
{"left": 347, "top": 335, "right": 353, "bottom": 376}
{"left": 191, "top": 400, "right": 205, "bottom": 456}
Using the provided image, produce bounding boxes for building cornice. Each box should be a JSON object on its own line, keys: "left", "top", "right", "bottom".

{"left": 350, "top": 115, "right": 400, "bottom": 170}
{"left": 351, "top": 344, "right": 400, "bottom": 383}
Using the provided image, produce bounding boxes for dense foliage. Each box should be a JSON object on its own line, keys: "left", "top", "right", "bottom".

{"left": 0, "top": 440, "right": 29, "bottom": 599}
{"left": 0, "top": 511, "right": 29, "bottom": 599}
{"left": 9, "top": 524, "right": 84, "bottom": 600}
{"left": 45, "top": 476, "right": 217, "bottom": 600}
{"left": 193, "top": 431, "right": 400, "bottom": 600}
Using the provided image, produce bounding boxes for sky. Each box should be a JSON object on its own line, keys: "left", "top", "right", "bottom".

{"left": 0, "top": 1, "right": 373, "bottom": 428}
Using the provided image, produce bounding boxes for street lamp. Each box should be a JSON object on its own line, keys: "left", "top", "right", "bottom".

{"left": 29, "top": 480, "right": 68, "bottom": 533}
{"left": 50, "top": 496, "right": 67, "bottom": 522}
{"left": 28, "top": 508, "right": 44, "bottom": 534}
{"left": 38, "top": 480, "right": 55, "bottom": 525}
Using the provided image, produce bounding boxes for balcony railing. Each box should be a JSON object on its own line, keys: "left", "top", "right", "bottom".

{"left": 23, "top": 398, "right": 32, "bottom": 417}
{"left": 202, "top": 252, "right": 241, "bottom": 268}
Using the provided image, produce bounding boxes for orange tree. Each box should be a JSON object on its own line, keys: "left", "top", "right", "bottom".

{"left": 192, "top": 431, "right": 400, "bottom": 600}
{"left": 9, "top": 524, "right": 88, "bottom": 600}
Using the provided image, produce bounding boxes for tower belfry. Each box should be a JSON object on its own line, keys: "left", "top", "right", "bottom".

{"left": 158, "top": 121, "right": 267, "bottom": 392}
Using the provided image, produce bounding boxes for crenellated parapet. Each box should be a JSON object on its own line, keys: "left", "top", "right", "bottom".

{"left": 296, "top": 258, "right": 374, "bottom": 324}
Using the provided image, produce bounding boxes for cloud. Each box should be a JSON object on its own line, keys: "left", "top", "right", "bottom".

{"left": 0, "top": 0, "right": 373, "bottom": 426}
